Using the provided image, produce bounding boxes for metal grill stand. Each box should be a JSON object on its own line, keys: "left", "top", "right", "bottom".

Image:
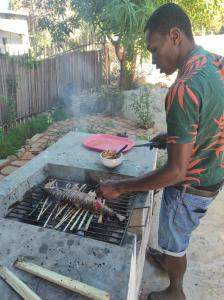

{"left": 6, "top": 178, "right": 137, "bottom": 246}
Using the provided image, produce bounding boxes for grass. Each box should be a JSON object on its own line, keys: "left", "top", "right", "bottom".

{"left": 0, "top": 115, "right": 50, "bottom": 158}
{"left": 0, "top": 107, "right": 71, "bottom": 159}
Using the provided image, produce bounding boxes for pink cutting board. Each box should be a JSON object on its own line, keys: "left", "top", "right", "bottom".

{"left": 83, "top": 134, "right": 134, "bottom": 152}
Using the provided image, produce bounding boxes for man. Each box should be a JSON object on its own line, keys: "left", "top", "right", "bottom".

{"left": 99, "top": 3, "right": 224, "bottom": 300}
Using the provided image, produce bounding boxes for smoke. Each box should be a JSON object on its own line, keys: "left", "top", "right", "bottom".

{"left": 56, "top": 48, "right": 106, "bottom": 119}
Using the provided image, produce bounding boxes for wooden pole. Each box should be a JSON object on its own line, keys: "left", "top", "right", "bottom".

{"left": 0, "top": 266, "right": 41, "bottom": 300}
{"left": 14, "top": 258, "right": 110, "bottom": 300}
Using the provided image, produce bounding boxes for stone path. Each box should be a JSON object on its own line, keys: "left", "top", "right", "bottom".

{"left": 0, "top": 115, "right": 153, "bottom": 180}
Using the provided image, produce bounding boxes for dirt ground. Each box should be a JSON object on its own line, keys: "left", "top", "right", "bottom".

{"left": 140, "top": 189, "right": 224, "bottom": 300}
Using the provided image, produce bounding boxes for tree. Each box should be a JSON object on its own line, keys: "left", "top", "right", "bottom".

{"left": 37, "top": 0, "right": 224, "bottom": 89}
{"left": 158, "top": 0, "right": 224, "bottom": 34}
{"left": 9, "top": 0, "right": 53, "bottom": 51}
{"left": 11, "top": 0, "right": 224, "bottom": 89}
{"left": 38, "top": 0, "right": 156, "bottom": 90}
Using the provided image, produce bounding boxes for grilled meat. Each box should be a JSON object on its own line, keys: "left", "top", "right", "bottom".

{"left": 44, "top": 181, "right": 125, "bottom": 222}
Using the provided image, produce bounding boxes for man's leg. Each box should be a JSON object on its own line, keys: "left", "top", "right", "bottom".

{"left": 146, "top": 251, "right": 167, "bottom": 272}
{"left": 148, "top": 254, "right": 186, "bottom": 300}
{"left": 146, "top": 186, "right": 213, "bottom": 300}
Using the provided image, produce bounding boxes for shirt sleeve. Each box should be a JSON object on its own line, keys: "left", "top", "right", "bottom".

{"left": 166, "top": 82, "right": 201, "bottom": 145}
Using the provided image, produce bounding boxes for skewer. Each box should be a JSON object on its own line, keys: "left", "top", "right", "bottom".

{"left": 70, "top": 209, "right": 85, "bottom": 231}
{"left": 54, "top": 208, "right": 73, "bottom": 229}
{"left": 63, "top": 208, "right": 81, "bottom": 232}
{"left": 41, "top": 203, "right": 51, "bottom": 215}
{"left": 54, "top": 203, "right": 68, "bottom": 219}
{"left": 43, "top": 203, "right": 60, "bottom": 228}
{"left": 85, "top": 214, "right": 94, "bottom": 231}
{"left": 65, "top": 183, "right": 72, "bottom": 189}
{"left": 77, "top": 210, "right": 89, "bottom": 230}
{"left": 37, "top": 197, "right": 49, "bottom": 220}
{"left": 28, "top": 198, "right": 43, "bottom": 216}
{"left": 79, "top": 184, "right": 86, "bottom": 192}
{"left": 98, "top": 199, "right": 105, "bottom": 223}
{"left": 55, "top": 208, "right": 75, "bottom": 229}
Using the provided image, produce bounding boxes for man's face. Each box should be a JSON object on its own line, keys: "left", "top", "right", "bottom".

{"left": 145, "top": 29, "right": 180, "bottom": 75}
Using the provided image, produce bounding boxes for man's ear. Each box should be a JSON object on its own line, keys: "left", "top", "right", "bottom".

{"left": 169, "top": 27, "right": 182, "bottom": 45}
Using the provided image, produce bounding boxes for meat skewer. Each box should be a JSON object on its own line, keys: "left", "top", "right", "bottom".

{"left": 98, "top": 199, "right": 105, "bottom": 223}
{"left": 63, "top": 208, "right": 81, "bottom": 232}
{"left": 44, "top": 181, "right": 125, "bottom": 222}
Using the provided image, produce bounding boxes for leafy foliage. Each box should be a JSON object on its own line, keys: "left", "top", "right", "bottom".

{"left": 157, "top": 0, "right": 224, "bottom": 34}
{"left": 35, "top": 0, "right": 156, "bottom": 88}
{"left": 98, "top": 86, "right": 124, "bottom": 116}
{"left": 0, "top": 115, "right": 51, "bottom": 158}
{"left": 51, "top": 107, "right": 70, "bottom": 122}
{"left": 10, "top": 0, "right": 224, "bottom": 88}
{"left": 0, "top": 95, "right": 16, "bottom": 128}
{"left": 71, "top": 0, "right": 155, "bottom": 60}
{"left": 129, "top": 87, "right": 154, "bottom": 129}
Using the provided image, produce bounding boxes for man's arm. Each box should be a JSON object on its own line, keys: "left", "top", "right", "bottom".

{"left": 99, "top": 142, "right": 194, "bottom": 199}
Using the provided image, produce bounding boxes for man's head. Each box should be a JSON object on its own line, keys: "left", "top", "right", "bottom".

{"left": 144, "top": 3, "right": 194, "bottom": 75}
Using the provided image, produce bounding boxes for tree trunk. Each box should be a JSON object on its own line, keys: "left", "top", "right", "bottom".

{"left": 113, "top": 43, "right": 137, "bottom": 90}
{"left": 119, "top": 52, "right": 137, "bottom": 90}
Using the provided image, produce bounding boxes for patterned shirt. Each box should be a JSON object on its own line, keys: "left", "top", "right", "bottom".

{"left": 166, "top": 46, "right": 224, "bottom": 187}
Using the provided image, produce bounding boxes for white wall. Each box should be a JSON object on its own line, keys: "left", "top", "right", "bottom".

{"left": 0, "top": 16, "right": 30, "bottom": 54}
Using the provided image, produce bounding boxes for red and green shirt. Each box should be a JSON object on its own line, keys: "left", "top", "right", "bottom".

{"left": 166, "top": 46, "right": 224, "bottom": 187}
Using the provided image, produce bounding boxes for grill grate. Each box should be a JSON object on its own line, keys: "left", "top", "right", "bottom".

{"left": 5, "top": 178, "right": 136, "bottom": 246}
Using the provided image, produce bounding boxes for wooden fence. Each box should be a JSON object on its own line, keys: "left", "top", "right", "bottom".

{"left": 0, "top": 44, "right": 110, "bottom": 126}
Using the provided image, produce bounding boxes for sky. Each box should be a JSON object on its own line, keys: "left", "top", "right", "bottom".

{"left": 0, "top": 0, "right": 9, "bottom": 10}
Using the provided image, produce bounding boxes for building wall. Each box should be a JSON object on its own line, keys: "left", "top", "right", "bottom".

{"left": 0, "top": 14, "right": 30, "bottom": 55}
{"left": 0, "top": 30, "right": 29, "bottom": 54}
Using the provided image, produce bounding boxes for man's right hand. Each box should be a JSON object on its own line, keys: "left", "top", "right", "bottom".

{"left": 150, "top": 132, "right": 167, "bottom": 149}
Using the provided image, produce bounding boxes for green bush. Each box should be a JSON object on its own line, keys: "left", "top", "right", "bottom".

{"left": 98, "top": 86, "right": 124, "bottom": 116}
{"left": 129, "top": 87, "right": 154, "bottom": 129}
{"left": 0, "top": 115, "right": 51, "bottom": 159}
{"left": 51, "top": 108, "right": 69, "bottom": 122}
{"left": 26, "top": 116, "right": 50, "bottom": 134}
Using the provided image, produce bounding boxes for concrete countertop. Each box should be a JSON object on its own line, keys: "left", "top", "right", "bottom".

{"left": 0, "top": 131, "right": 157, "bottom": 300}
{"left": 0, "top": 132, "right": 157, "bottom": 197}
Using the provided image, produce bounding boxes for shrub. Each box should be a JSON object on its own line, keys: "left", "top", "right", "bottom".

{"left": 0, "top": 115, "right": 50, "bottom": 159}
{"left": 51, "top": 108, "right": 69, "bottom": 122}
{"left": 97, "top": 86, "right": 124, "bottom": 116}
{"left": 129, "top": 87, "right": 154, "bottom": 129}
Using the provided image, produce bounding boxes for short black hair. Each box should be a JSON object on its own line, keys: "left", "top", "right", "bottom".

{"left": 144, "top": 3, "right": 194, "bottom": 41}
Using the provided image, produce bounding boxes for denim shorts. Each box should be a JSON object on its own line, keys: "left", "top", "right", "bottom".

{"left": 158, "top": 186, "right": 214, "bottom": 257}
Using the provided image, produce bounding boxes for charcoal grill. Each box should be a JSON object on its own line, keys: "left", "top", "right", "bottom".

{"left": 6, "top": 178, "right": 137, "bottom": 246}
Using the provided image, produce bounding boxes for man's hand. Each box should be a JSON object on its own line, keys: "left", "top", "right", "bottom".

{"left": 99, "top": 180, "right": 122, "bottom": 200}
{"left": 150, "top": 132, "right": 167, "bottom": 149}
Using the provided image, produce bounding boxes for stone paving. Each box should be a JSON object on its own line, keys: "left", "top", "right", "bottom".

{"left": 0, "top": 115, "right": 154, "bottom": 180}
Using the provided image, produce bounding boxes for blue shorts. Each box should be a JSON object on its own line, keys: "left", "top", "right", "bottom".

{"left": 158, "top": 186, "right": 214, "bottom": 257}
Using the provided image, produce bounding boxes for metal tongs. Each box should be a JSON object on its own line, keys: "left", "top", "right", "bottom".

{"left": 134, "top": 141, "right": 160, "bottom": 148}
